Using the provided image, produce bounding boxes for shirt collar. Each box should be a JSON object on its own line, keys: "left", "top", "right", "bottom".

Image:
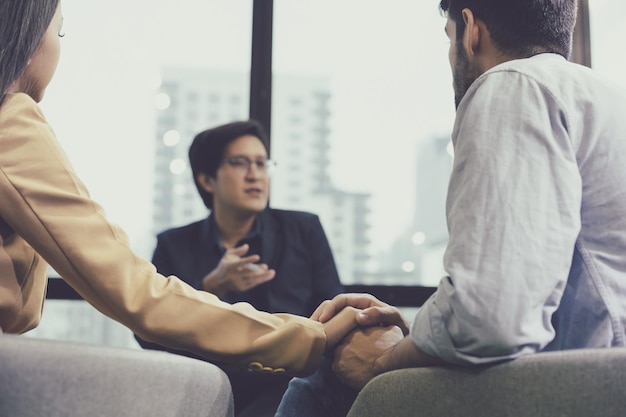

{"left": 207, "top": 212, "right": 263, "bottom": 252}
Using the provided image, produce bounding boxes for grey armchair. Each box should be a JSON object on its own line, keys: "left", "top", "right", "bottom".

{"left": 347, "top": 347, "right": 626, "bottom": 417}
{"left": 0, "top": 334, "right": 234, "bottom": 417}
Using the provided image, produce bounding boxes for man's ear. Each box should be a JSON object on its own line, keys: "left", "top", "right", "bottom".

{"left": 197, "top": 172, "right": 215, "bottom": 193}
{"left": 461, "top": 8, "right": 481, "bottom": 58}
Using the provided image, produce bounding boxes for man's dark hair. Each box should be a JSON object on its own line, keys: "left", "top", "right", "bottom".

{"left": 439, "top": 0, "right": 577, "bottom": 59}
{"left": 189, "top": 120, "right": 269, "bottom": 209}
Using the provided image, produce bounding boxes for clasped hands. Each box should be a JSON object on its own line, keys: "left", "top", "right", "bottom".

{"left": 316, "top": 294, "right": 410, "bottom": 390}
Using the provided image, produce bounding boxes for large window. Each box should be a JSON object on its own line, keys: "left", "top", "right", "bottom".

{"left": 271, "top": 1, "right": 454, "bottom": 286}
{"left": 27, "top": 1, "right": 619, "bottom": 347}
{"left": 588, "top": 0, "right": 626, "bottom": 88}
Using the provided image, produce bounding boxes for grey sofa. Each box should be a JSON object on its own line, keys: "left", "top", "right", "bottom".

{"left": 347, "top": 347, "right": 626, "bottom": 417}
{"left": 0, "top": 334, "right": 234, "bottom": 417}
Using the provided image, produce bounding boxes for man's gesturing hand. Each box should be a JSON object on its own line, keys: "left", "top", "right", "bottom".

{"left": 202, "top": 244, "right": 275, "bottom": 297}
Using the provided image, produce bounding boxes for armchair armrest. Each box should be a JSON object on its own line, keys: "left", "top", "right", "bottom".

{"left": 347, "top": 347, "right": 626, "bottom": 417}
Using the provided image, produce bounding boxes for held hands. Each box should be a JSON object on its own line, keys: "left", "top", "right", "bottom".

{"left": 312, "top": 293, "right": 410, "bottom": 336}
{"left": 321, "top": 306, "right": 361, "bottom": 352}
{"left": 202, "top": 244, "right": 275, "bottom": 297}
{"left": 314, "top": 293, "right": 419, "bottom": 390}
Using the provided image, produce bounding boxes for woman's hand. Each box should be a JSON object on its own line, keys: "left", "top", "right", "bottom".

{"left": 312, "top": 293, "right": 411, "bottom": 335}
{"left": 321, "top": 306, "right": 361, "bottom": 352}
{"left": 201, "top": 244, "right": 275, "bottom": 297}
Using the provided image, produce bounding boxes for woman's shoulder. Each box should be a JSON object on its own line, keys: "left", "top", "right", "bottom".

{"left": 2, "top": 92, "right": 40, "bottom": 110}
{"left": 0, "top": 93, "right": 45, "bottom": 125}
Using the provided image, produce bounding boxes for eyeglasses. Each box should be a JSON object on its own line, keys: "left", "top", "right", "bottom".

{"left": 221, "top": 156, "right": 277, "bottom": 174}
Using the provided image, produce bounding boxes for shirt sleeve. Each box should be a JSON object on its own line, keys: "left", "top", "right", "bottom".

{"left": 411, "top": 70, "right": 582, "bottom": 365}
{"left": 0, "top": 93, "right": 326, "bottom": 376}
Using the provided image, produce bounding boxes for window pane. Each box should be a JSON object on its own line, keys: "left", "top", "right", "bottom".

{"left": 589, "top": 0, "right": 626, "bottom": 89}
{"left": 272, "top": 1, "right": 455, "bottom": 285}
{"left": 27, "top": 0, "right": 252, "bottom": 348}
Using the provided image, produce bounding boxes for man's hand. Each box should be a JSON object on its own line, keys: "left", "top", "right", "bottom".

{"left": 332, "top": 325, "right": 404, "bottom": 390}
{"left": 202, "top": 244, "right": 275, "bottom": 297}
{"left": 334, "top": 332, "right": 447, "bottom": 390}
{"left": 312, "top": 293, "right": 410, "bottom": 335}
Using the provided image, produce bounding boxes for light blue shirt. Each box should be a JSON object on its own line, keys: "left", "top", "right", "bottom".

{"left": 412, "top": 53, "right": 626, "bottom": 365}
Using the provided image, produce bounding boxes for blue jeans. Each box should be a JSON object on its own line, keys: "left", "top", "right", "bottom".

{"left": 275, "top": 355, "right": 359, "bottom": 417}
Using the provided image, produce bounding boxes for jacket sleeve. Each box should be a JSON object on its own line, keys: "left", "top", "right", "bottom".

{"left": 0, "top": 93, "right": 326, "bottom": 377}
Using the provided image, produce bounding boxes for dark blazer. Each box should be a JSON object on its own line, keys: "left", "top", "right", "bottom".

{"left": 150, "top": 207, "right": 343, "bottom": 317}
{"left": 136, "top": 208, "right": 343, "bottom": 415}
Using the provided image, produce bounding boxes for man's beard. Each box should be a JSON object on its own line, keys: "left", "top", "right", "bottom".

{"left": 453, "top": 43, "right": 480, "bottom": 109}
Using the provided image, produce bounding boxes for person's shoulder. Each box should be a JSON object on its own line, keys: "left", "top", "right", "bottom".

{"left": 266, "top": 207, "right": 319, "bottom": 223}
{"left": 2, "top": 92, "right": 38, "bottom": 108}
{"left": 0, "top": 93, "right": 58, "bottom": 154}
{"left": 0, "top": 93, "right": 44, "bottom": 124}
{"left": 462, "top": 54, "right": 574, "bottom": 108}
{"left": 482, "top": 54, "right": 586, "bottom": 87}
{"left": 157, "top": 218, "right": 206, "bottom": 240}
{"left": 483, "top": 53, "right": 625, "bottom": 103}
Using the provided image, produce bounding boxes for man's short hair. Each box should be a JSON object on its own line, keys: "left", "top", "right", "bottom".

{"left": 189, "top": 120, "right": 269, "bottom": 209}
{"left": 439, "top": 0, "right": 577, "bottom": 59}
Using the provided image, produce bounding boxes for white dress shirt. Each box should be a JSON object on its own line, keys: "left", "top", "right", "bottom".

{"left": 412, "top": 53, "right": 626, "bottom": 364}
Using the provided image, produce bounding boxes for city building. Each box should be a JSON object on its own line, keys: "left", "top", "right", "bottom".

{"left": 374, "top": 134, "right": 453, "bottom": 286}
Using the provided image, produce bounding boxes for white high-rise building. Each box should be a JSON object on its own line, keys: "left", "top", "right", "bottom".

{"left": 152, "top": 69, "right": 248, "bottom": 232}
{"left": 374, "top": 135, "right": 452, "bottom": 286}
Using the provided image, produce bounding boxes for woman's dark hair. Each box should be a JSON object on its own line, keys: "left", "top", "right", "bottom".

{"left": 0, "top": 0, "right": 60, "bottom": 106}
{"left": 189, "top": 120, "right": 269, "bottom": 209}
{"left": 439, "top": 0, "right": 577, "bottom": 59}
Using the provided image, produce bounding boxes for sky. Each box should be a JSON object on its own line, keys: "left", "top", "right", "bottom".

{"left": 41, "top": 0, "right": 626, "bottom": 257}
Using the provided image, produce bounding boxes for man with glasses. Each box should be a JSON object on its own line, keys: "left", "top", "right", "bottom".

{"left": 135, "top": 120, "right": 343, "bottom": 417}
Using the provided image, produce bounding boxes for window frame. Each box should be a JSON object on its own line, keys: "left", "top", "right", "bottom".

{"left": 47, "top": 0, "right": 593, "bottom": 307}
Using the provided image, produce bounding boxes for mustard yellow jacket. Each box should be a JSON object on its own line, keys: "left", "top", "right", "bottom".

{"left": 0, "top": 93, "right": 325, "bottom": 376}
